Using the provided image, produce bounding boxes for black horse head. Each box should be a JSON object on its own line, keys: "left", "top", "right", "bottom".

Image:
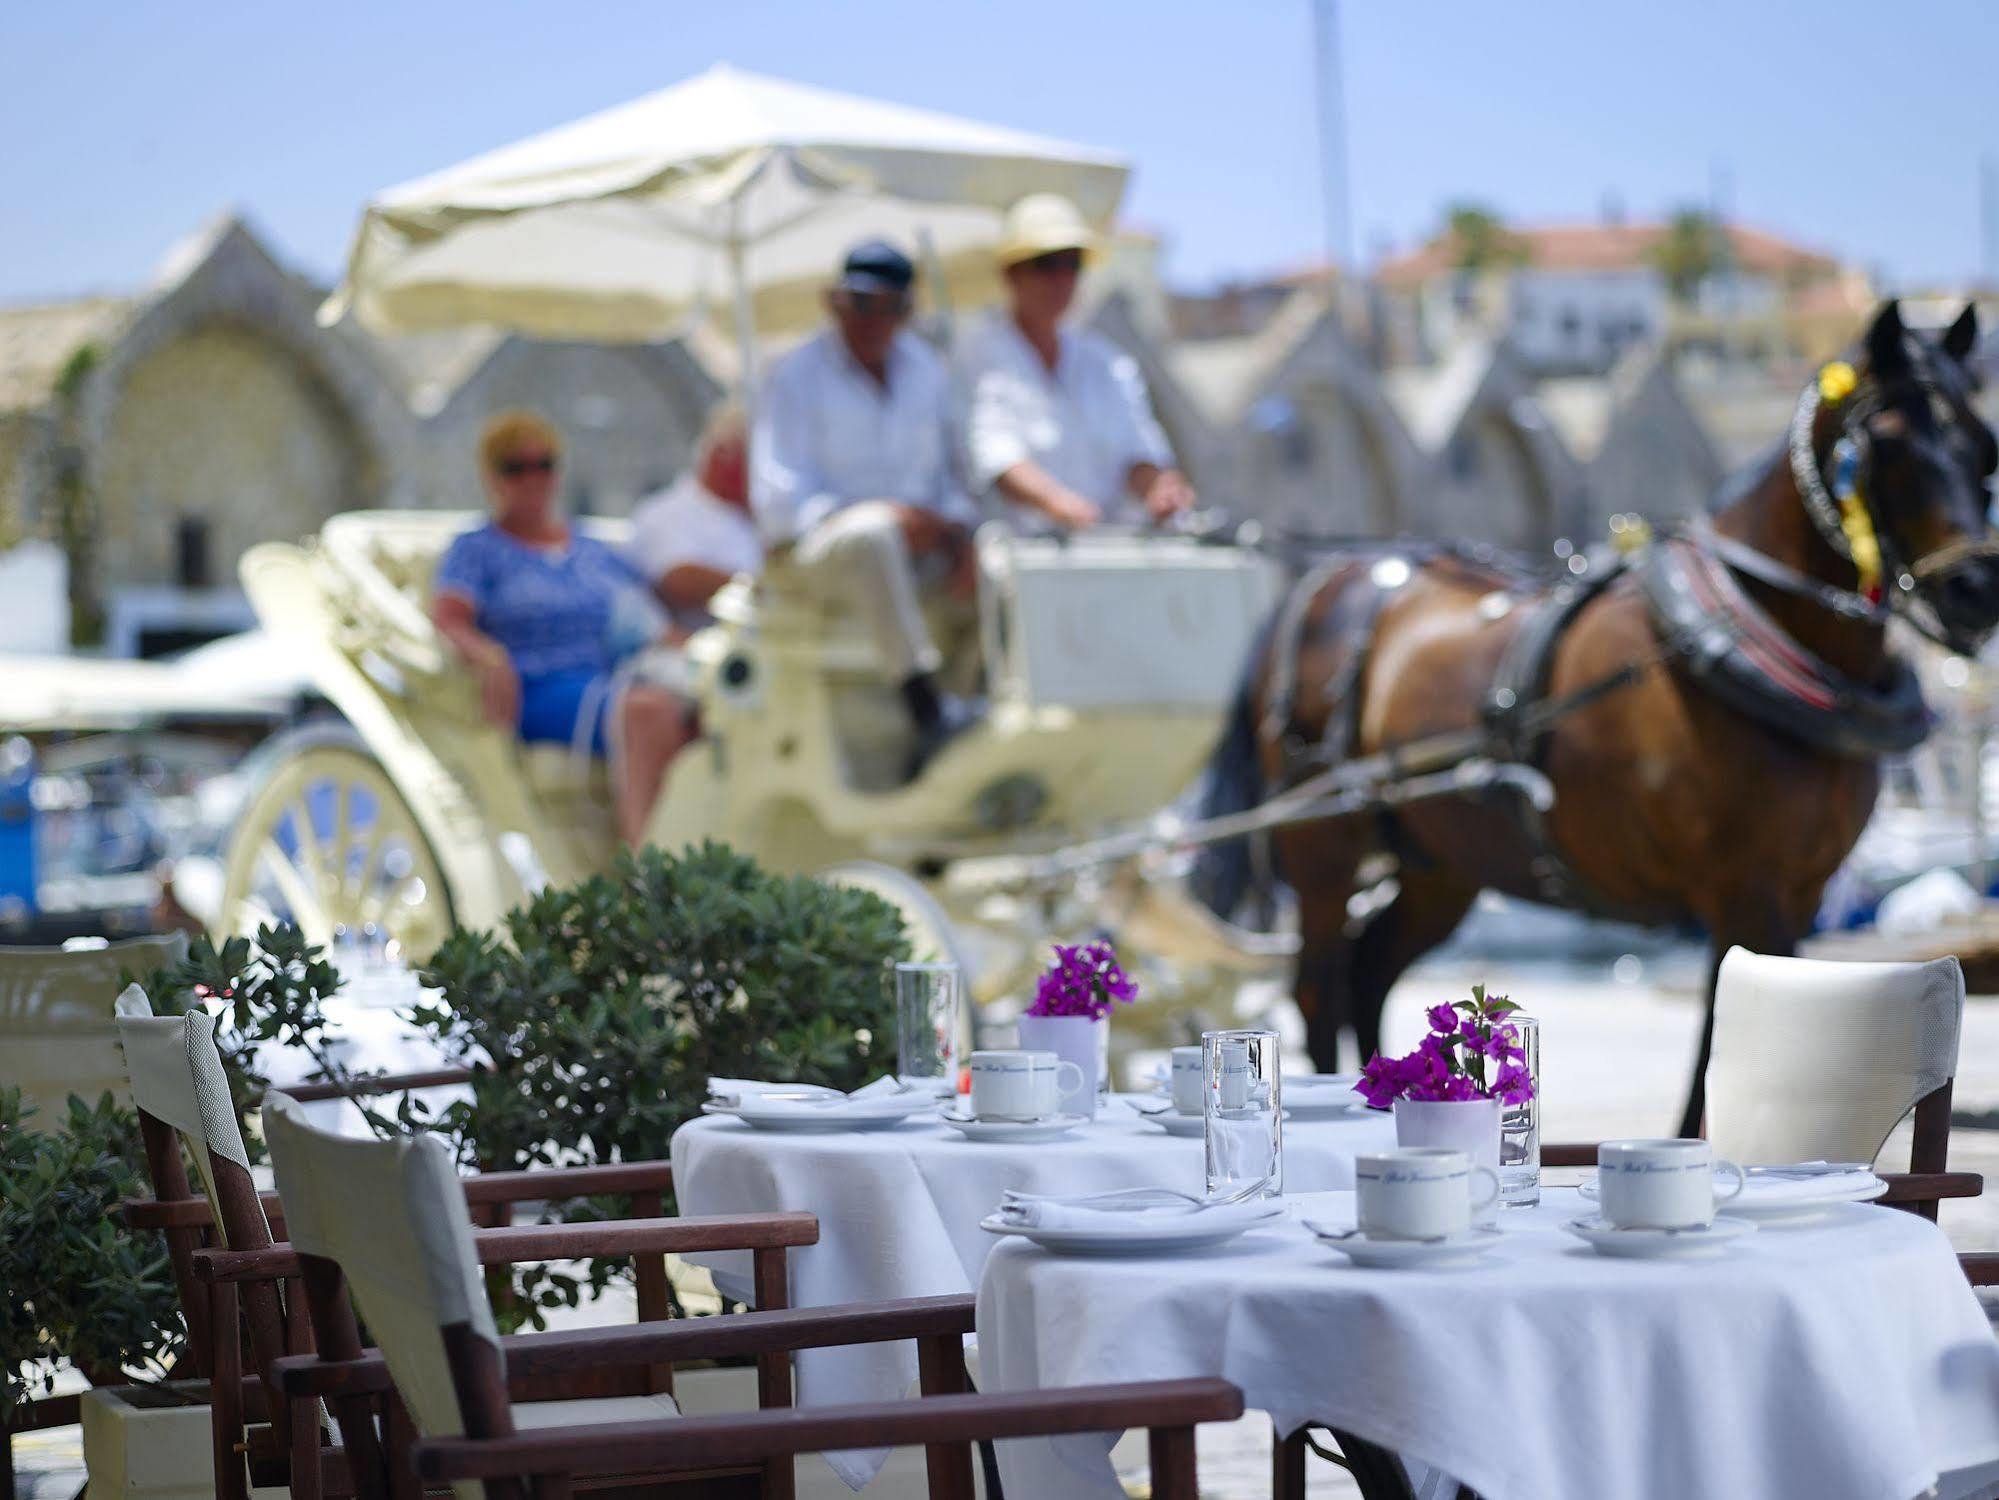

{"left": 1837, "top": 300, "right": 1999, "bottom": 653}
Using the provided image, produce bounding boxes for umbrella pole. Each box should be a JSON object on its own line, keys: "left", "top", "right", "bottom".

{"left": 728, "top": 204, "right": 758, "bottom": 419}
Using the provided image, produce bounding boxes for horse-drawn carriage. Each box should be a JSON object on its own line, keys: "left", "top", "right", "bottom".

{"left": 215, "top": 511, "right": 1294, "bottom": 1039}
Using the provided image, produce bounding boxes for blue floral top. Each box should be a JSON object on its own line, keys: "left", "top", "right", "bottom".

{"left": 432, "top": 523, "right": 646, "bottom": 679}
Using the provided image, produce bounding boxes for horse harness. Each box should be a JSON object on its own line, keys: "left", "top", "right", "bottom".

{"left": 1258, "top": 522, "right": 1934, "bottom": 919}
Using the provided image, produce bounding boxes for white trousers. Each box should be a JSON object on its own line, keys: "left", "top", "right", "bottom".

{"left": 792, "top": 500, "right": 943, "bottom": 680}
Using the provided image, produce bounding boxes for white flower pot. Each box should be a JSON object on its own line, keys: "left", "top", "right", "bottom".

{"left": 1393, "top": 1097, "right": 1502, "bottom": 1225}
{"left": 79, "top": 1381, "right": 218, "bottom": 1500}
{"left": 1015, "top": 1014, "right": 1107, "bottom": 1118}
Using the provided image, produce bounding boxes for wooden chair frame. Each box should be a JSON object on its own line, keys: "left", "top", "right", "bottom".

{"left": 258, "top": 1288, "right": 1241, "bottom": 1500}
{"left": 196, "top": 1212, "right": 816, "bottom": 1500}
{"left": 115, "top": 1058, "right": 809, "bottom": 1500}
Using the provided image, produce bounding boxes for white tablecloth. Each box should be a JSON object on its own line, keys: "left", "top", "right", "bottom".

{"left": 670, "top": 1097, "right": 1395, "bottom": 1487}
{"left": 979, "top": 1187, "right": 1999, "bottom": 1500}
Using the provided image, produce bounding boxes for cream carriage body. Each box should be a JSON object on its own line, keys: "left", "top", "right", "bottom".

{"left": 219, "top": 510, "right": 1292, "bottom": 1029}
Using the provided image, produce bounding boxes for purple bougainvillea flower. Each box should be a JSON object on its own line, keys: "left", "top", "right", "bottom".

{"left": 1026, "top": 940, "right": 1142, "bottom": 1019}
{"left": 1494, "top": 1061, "right": 1534, "bottom": 1104}
{"left": 1425, "top": 1003, "right": 1460, "bottom": 1036}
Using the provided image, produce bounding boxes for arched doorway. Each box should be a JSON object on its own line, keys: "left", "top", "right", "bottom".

{"left": 92, "top": 323, "right": 375, "bottom": 603}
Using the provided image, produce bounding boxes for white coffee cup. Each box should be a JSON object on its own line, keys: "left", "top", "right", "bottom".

{"left": 970, "top": 1050, "right": 1085, "bottom": 1122}
{"left": 1354, "top": 1147, "right": 1499, "bottom": 1241}
{"left": 1169, "top": 1046, "right": 1204, "bottom": 1115}
{"left": 1593, "top": 1139, "right": 1746, "bottom": 1230}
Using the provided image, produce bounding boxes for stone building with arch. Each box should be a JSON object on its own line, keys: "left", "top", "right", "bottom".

{"left": 0, "top": 217, "right": 723, "bottom": 653}
{"left": 1169, "top": 287, "right": 1422, "bottom": 540}
{"left": 1384, "top": 338, "right": 1583, "bottom": 555}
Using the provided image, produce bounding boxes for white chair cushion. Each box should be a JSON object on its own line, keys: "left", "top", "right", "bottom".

{"left": 514, "top": 1392, "right": 681, "bottom": 1429}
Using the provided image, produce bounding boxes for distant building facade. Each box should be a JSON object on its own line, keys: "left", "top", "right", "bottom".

{"left": 1376, "top": 221, "right": 1854, "bottom": 377}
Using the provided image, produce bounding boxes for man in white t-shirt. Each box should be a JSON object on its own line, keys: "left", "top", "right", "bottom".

{"left": 628, "top": 403, "right": 763, "bottom": 632}
{"left": 959, "top": 193, "right": 1196, "bottom": 532}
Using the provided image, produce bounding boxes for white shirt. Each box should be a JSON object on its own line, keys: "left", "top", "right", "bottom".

{"left": 626, "top": 473, "right": 763, "bottom": 626}
{"left": 750, "top": 328, "right": 972, "bottom": 543}
{"left": 958, "top": 312, "right": 1174, "bottom": 526}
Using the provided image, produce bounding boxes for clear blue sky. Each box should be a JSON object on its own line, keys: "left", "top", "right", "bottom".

{"left": 4, "top": 0, "right": 1995, "bottom": 306}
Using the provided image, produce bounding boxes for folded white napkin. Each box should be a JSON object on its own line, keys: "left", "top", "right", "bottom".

{"left": 707, "top": 1077, "right": 843, "bottom": 1104}
{"left": 1735, "top": 1164, "right": 1880, "bottom": 1204}
{"left": 708, "top": 1076, "right": 924, "bottom": 1117}
{"left": 997, "top": 1191, "right": 1278, "bottom": 1232}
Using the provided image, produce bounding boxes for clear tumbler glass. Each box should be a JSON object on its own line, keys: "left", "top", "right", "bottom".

{"left": 893, "top": 962, "right": 962, "bottom": 1096}
{"left": 1202, "top": 1028, "right": 1282, "bottom": 1199}
{"left": 1499, "top": 1015, "right": 1541, "bottom": 1207}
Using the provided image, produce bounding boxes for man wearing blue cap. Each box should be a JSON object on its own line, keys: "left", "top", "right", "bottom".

{"left": 752, "top": 239, "right": 977, "bottom": 775}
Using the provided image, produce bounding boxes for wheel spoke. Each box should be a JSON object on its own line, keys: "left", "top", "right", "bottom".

{"left": 222, "top": 744, "right": 450, "bottom": 960}
{"left": 256, "top": 838, "right": 325, "bottom": 942}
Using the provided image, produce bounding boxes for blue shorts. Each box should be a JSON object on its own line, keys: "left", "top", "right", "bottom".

{"left": 517, "top": 668, "right": 612, "bottom": 757}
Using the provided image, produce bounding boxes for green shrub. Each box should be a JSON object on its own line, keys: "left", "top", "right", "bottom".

{"left": 0, "top": 1089, "right": 183, "bottom": 1420}
{"left": 406, "top": 842, "right": 910, "bottom": 1323}
{"left": 132, "top": 924, "right": 347, "bottom": 1163}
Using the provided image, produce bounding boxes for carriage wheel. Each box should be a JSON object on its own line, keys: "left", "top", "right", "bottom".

{"left": 218, "top": 724, "right": 454, "bottom": 961}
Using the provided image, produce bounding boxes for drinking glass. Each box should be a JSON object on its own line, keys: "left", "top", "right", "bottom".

{"left": 893, "top": 963, "right": 961, "bottom": 1095}
{"left": 1202, "top": 1028, "right": 1282, "bottom": 1199}
{"left": 1499, "top": 1014, "right": 1541, "bottom": 1207}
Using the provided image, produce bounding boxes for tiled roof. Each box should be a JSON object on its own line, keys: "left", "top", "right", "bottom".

{"left": 0, "top": 297, "right": 132, "bottom": 413}
{"left": 1377, "top": 222, "right": 1839, "bottom": 289}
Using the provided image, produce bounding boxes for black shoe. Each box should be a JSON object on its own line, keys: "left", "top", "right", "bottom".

{"left": 904, "top": 695, "right": 982, "bottom": 782}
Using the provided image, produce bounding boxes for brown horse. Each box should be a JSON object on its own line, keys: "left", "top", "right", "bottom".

{"left": 1197, "top": 302, "right": 1999, "bottom": 1134}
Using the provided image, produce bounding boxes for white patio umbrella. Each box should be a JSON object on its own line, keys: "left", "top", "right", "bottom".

{"left": 322, "top": 64, "right": 1130, "bottom": 383}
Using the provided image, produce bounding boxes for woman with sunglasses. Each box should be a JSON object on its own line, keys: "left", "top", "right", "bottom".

{"left": 431, "top": 410, "right": 691, "bottom": 845}
{"left": 960, "top": 193, "right": 1197, "bottom": 533}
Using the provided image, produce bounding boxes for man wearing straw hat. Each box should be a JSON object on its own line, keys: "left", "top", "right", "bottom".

{"left": 751, "top": 239, "right": 978, "bottom": 776}
{"left": 959, "top": 193, "right": 1196, "bottom": 532}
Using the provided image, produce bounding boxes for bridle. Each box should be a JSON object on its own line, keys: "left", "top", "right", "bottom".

{"left": 1784, "top": 359, "right": 1999, "bottom": 654}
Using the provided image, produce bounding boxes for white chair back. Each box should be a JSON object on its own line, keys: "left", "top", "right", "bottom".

{"left": 1705, "top": 946, "right": 1964, "bottom": 1166}
{"left": 111, "top": 986, "right": 261, "bottom": 1239}
{"left": 262, "top": 1092, "right": 500, "bottom": 1500}
{"left": 0, "top": 933, "right": 188, "bottom": 1118}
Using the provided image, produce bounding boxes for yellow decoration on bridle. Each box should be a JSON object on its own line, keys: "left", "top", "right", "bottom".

{"left": 1838, "top": 491, "right": 1883, "bottom": 598}
{"left": 1814, "top": 361, "right": 1883, "bottom": 599}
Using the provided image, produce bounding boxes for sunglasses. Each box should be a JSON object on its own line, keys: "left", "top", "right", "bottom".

{"left": 495, "top": 454, "right": 557, "bottom": 478}
{"left": 1021, "top": 249, "right": 1084, "bottom": 276}
{"left": 840, "top": 290, "right": 912, "bottom": 319}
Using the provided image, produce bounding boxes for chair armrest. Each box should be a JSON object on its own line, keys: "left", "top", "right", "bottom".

{"left": 459, "top": 1160, "right": 674, "bottom": 1205}
{"left": 272, "top": 1066, "right": 475, "bottom": 1105}
{"left": 271, "top": 1294, "right": 977, "bottom": 1399}
{"left": 193, "top": 1212, "right": 817, "bottom": 1284}
{"left": 1874, "top": 1171, "right": 1983, "bottom": 1205}
{"left": 1961, "top": 1253, "right": 1999, "bottom": 1286}
{"left": 414, "top": 1377, "right": 1245, "bottom": 1481}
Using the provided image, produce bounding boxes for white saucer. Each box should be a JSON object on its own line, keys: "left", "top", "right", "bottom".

{"left": 1307, "top": 1222, "right": 1500, "bottom": 1269}
{"left": 979, "top": 1200, "right": 1286, "bottom": 1257}
{"left": 699, "top": 1097, "right": 935, "bottom": 1133}
{"left": 940, "top": 1111, "right": 1089, "bottom": 1143}
{"left": 1283, "top": 1074, "right": 1368, "bottom": 1119}
{"left": 1722, "top": 1172, "right": 1888, "bottom": 1225}
{"left": 1563, "top": 1215, "right": 1756, "bottom": 1259}
{"left": 1141, "top": 1110, "right": 1206, "bottom": 1138}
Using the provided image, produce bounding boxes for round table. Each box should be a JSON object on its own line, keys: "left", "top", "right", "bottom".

{"left": 977, "top": 1186, "right": 1999, "bottom": 1500}
{"left": 670, "top": 1096, "right": 1396, "bottom": 1487}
